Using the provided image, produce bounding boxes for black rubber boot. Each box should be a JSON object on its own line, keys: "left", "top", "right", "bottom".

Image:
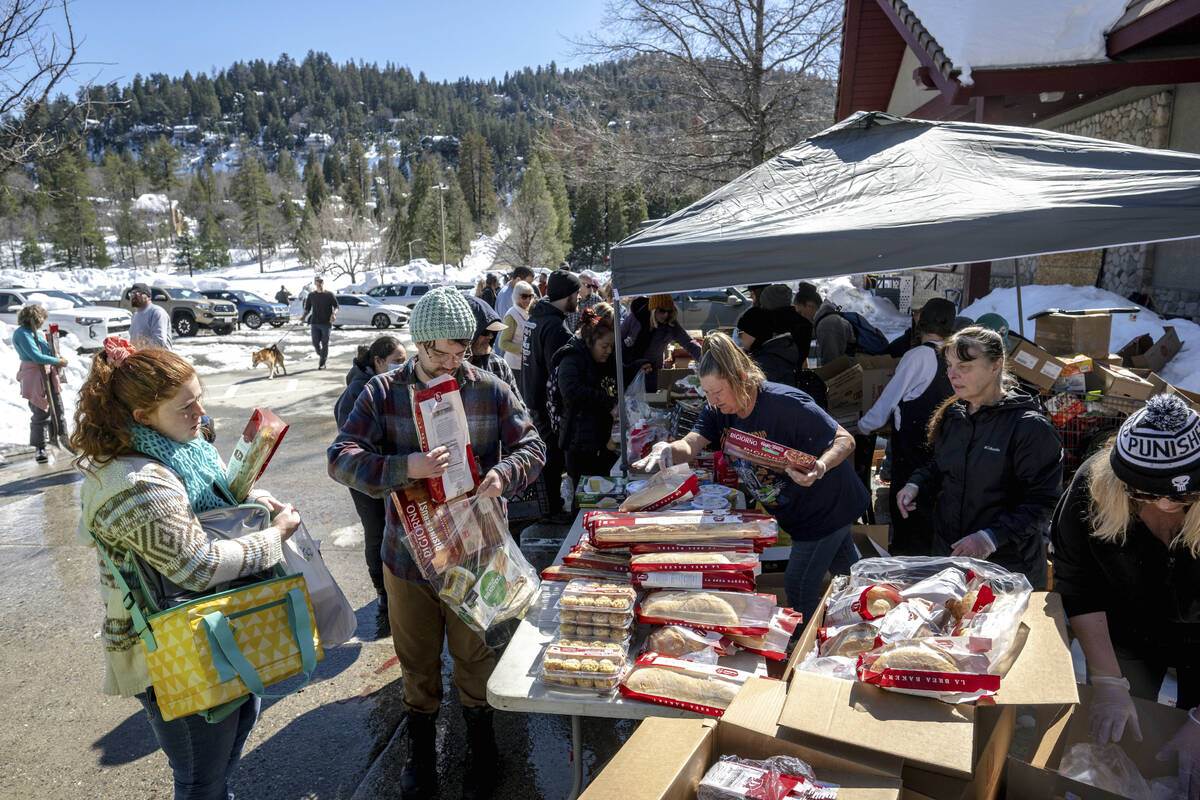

{"left": 400, "top": 710, "right": 438, "bottom": 798}
{"left": 461, "top": 706, "right": 499, "bottom": 800}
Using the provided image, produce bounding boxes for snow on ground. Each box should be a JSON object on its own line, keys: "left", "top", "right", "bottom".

{"left": 904, "top": 0, "right": 1129, "bottom": 83}
{"left": 813, "top": 276, "right": 911, "bottom": 340}
{"left": 133, "top": 193, "right": 170, "bottom": 213}
{"left": 963, "top": 284, "right": 1200, "bottom": 392}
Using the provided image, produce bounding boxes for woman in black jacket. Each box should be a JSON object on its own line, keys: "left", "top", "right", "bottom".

{"left": 552, "top": 303, "right": 639, "bottom": 488}
{"left": 1051, "top": 395, "right": 1200, "bottom": 784}
{"left": 896, "top": 326, "right": 1062, "bottom": 587}
{"left": 737, "top": 306, "right": 799, "bottom": 387}
{"left": 334, "top": 335, "right": 406, "bottom": 633}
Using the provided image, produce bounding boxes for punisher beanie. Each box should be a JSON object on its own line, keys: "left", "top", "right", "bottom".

{"left": 1110, "top": 394, "right": 1200, "bottom": 496}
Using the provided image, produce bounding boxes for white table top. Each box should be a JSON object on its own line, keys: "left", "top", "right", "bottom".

{"left": 486, "top": 512, "right": 766, "bottom": 719}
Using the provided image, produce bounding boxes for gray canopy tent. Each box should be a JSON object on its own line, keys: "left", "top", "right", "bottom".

{"left": 605, "top": 110, "right": 1200, "bottom": 468}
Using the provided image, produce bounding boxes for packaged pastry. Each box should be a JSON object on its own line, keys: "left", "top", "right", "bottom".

{"left": 857, "top": 637, "right": 998, "bottom": 702}
{"left": 644, "top": 625, "right": 728, "bottom": 663}
{"left": 629, "top": 540, "right": 755, "bottom": 555}
{"left": 559, "top": 580, "right": 636, "bottom": 611}
{"left": 540, "top": 649, "right": 624, "bottom": 693}
{"left": 637, "top": 589, "right": 777, "bottom": 636}
{"left": 817, "top": 622, "right": 879, "bottom": 659}
{"left": 619, "top": 463, "right": 700, "bottom": 512}
{"left": 585, "top": 510, "right": 778, "bottom": 549}
{"left": 698, "top": 754, "right": 838, "bottom": 800}
{"left": 226, "top": 408, "right": 289, "bottom": 502}
{"left": 631, "top": 548, "right": 760, "bottom": 592}
{"left": 541, "top": 564, "right": 627, "bottom": 583}
{"left": 561, "top": 546, "right": 633, "bottom": 576}
{"left": 557, "top": 617, "right": 634, "bottom": 643}
{"left": 619, "top": 653, "right": 752, "bottom": 716}
{"left": 724, "top": 607, "right": 803, "bottom": 661}
{"left": 411, "top": 374, "right": 479, "bottom": 503}
{"left": 632, "top": 570, "right": 758, "bottom": 593}
{"left": 823, "top": 583, "right": 903, "bottom": 627}
{"left": 721, "top": 429, "right": 818, "bottom": 473}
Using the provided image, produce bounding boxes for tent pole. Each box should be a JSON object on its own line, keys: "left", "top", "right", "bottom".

{"left": 1014, "top": 262, "right": 1025, "bottom": 337}
{"left": 613, "top": 290, "right": 629, "bottom": 476}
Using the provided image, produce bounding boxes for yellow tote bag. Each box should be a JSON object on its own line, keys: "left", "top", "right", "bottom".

{"left": 96, "top": 539, "right": 324, "bottom": 722}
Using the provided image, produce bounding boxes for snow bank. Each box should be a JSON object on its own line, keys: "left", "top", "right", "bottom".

{"left": 963, "top": 284, "right": 1200, "bottom": 392}
{"left": 813, "top": 276, "right": 911, "bottom": 339}
{"left": 133, "top": 193, "right": 170, "bottom": 213}
{"left": 904, "top": 0, "right": 1128, "bottom": 83}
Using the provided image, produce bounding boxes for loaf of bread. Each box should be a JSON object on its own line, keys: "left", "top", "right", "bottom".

{"left": 623, "top": 666, "right": 739, "bottom": 709}
{"left": 871, "top": 641, "right": 961, "bottom": 673}
{"left": 640, "top": 591, "right": 742, "bottom": 626}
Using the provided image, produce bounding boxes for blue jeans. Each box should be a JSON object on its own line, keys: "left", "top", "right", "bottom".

{"left": 136, "top": 690, "right": 261, "bottom": 800}
{"left": 784, "top": 525, "right": 860, "bottom": 624}
{"left": 310, "top": 323, "right": 331, "bottom": 365}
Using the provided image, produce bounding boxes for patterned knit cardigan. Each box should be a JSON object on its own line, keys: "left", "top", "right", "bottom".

{"left": 78, "top": 456, "right": 283, "bottom": 697}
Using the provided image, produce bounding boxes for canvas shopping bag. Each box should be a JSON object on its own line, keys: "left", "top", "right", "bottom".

{"left": 282, "top": 522, "right": 357, "bottom": 647}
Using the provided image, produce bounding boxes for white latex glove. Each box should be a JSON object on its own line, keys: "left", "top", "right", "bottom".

{"left": 1089, "top": 675, "right": 1143, "bottom": 744}
{"left": 951, "top": 530, "right": 997, "bottom": 560}
{"left": 1158, "top": 710, "right": 1200, "bottom": 800}
{"left": 631, "top": 441, "right": 673, "bottom": 473}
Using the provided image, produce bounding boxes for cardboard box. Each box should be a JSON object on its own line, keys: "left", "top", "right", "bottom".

{"left": 1034, "top": 312, "right": 1113, "bottom": 359}
{"left": 1117, "top": 325, "right": 1182, "bottom": 373}
{"left": 774, "top": 591, "right": 1077, "bottom": 797}
{"left": 1006, "top": 334, "right": 1066, "bottom": 391}
{"left": 852, "top": 524, "right": 891, "bottom": 558}
{"left": 1005, "top": 687, "right": 1187, "bottom": 799}
{"left": 815, "top": 357, "right": 864, "bottom": 413}
{"left": 859, "top": 355, "right": 900, "bottom": 413}
{"left": 1086, "top": 363, "right": 1156, "bottom": 401}
{"left": 580, "top": 691, "right": 904, "bottom": 800}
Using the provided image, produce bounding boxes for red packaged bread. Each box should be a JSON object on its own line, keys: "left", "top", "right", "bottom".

{"left": 620, "top": 463, "right": 700, "bottom": 512}
{"left": 410, "top": 374, "right": 479, "bottom": 503}
{"left": 584, "top": 511, "right": 778, "bottom": 549}
{"left": 619, "top": 653, "right": 752, "bottom": 717}
{"left": 637, "top": 589, "right": 777, "bottom": 636}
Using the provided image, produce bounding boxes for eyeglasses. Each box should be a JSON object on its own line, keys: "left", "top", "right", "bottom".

{"left": 424, "top": 343, "right": 468, "bottom": 364}
{"left": 520, "top": 293, "right": 535, "bottom": 299}
{"left": 1122, "top": 484, "right": 1200, "bottom": 504}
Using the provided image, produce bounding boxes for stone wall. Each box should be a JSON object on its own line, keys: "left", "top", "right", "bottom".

{"left": 989, "top": 91, "right": 1197, "bottom": 318}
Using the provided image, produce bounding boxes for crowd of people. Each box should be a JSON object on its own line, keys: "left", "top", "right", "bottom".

{"left": 14, "top": 263, "right": 1192, "bottom": 799}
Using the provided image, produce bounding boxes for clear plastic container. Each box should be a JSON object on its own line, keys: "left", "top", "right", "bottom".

{"left": 689, "top": 495, "right": 732, "bottom": 512}
{"left": 539, "top": 668, "right": 621, "bottom": 693}
{"left": 559, "top": 579, "right": 637, "bottom": 613}
{"left": 558, "top": 618, "right": 634, "bottom": 642}
{"left": 540, "top": 640, "right": 627, "bottom": 693}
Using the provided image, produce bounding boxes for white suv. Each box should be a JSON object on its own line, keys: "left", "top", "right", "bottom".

{"left": 365, "top": 283, "right": 434, "bottom": 308}
{"left": 0, "top": 287, "right": 132, "bottom": 350}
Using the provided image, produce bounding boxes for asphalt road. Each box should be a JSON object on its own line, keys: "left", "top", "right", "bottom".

{"left": 0, "top": 326, "right": 634, "bottom": 800}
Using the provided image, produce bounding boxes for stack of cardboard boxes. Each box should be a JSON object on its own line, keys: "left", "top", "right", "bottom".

{"left": 815, "top": 354, "right": 901, "bottom": 431}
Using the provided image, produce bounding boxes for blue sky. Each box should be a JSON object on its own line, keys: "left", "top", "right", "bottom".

{"left": 63, "top": 1, "right": 608, "bottom": 90}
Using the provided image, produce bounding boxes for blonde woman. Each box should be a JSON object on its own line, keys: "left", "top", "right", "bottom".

{"left": 895, "top": 327, "right": 1062, "bottom": 586}
{"left": 497, "top": 279, "right": 534, "bottom": 378}
{"left": 1051, "top": 394, "right": 1200, "bottom": 784}
{"left": 634, "top": 332, "right": 867, "bottom": 622}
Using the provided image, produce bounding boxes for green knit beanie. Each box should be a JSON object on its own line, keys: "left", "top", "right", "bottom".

{"left": 409, "top": 286, "right": 476, "bottom": 343}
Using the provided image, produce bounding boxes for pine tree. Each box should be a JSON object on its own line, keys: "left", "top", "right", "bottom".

{"left": 142, "top": 137, "right": 182, "bottom": 241}
{"left": 231, "top": 156, "right": 276, "bottom": 272}
{"left": 174, "top": 221, "right": 198, "bottom": 276}
{"left": 295, "top": 205, "right": 322, "bottom": 269}
{"left": 405, "top": 156, "right": 438, "bottom": 243}
{"left": 622, "top": 184, "right": 648, "bottom": 232}
{"left": 345, "top": 140, "right": 367, "bottom": 214}
{"left": 384, "top": 204, "right": 408, "bottom": 264}
{"left": 537, "top": 150, "right": 571, "bottom": 248}
{"left": 114, "top": 200, "right": 148, "bottom": 267}
{"left": 304, "top": 157, "right": 327, "bottom": 214}
{"left": 497, "top": 158, "right": 562, "bottom": 268}
{"left": 604, "top": 186, "right": 627, "bottom": 251}
{"left": 19, "top": 227, "right": 43, "bottom": 268}
{"left": 570, "top": 188, "right": 605, "bottom": 266}
{"left": 322, "top": 150, "right": 343, "bottom": 190}
{"left": 198, "top": 215, "right": 230, "bottom": 269}
{"left": 457, "top": 132, "right": 498, "bottom": 230}
{"left": 45, "top": 149, "right": 109, "bottom": 268}
{"left": 276, "top": 149, "right": 299, "bottom": 184}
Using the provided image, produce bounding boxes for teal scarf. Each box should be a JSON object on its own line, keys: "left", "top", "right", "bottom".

{"left": 128, "top": 423, "right": 234, "bottom": 513}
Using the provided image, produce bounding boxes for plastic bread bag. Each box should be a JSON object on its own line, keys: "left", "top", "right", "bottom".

{"left": 620, "top": 463, "right": 700, "bottom": 511}
{"left": 823, "top": 582, "right": 904, "bottom": 627}
{"left": 876, "top": 597, "right": 955, "bottom": 640}
{"left": 722, "top": 428, "right": 818, "bottom": 474}
{"left": 698, "top": 754, "right": 838, "bottom": 800}
{"left": 817, "top": 622, "right": 880, "bottom": 659}
{"left": 561, "top": 546, "right": 632, "bottom": 575}
{"left": 898, "top": 567, "right": 970, "bottom": 607}
{"left": 1058, "top": 743, "right": 1152, "bottom": 800}
{"left": 630, "top": 550, "right": 760, "bottom": 593}
{"left": 797, "top": 651, "right": 859, "bottom": 682}
{"left": 226, "top": 408, "right": 289, "bottom": 502}
{"left": 629, "top": 540, "right": 756, "bottom": 555}
{"left": 411, "top": 374, "right": 480, "bottom": 503}
{"left": 391, "top": 486, "right": 538, "bottom": 636}
{"left": 725, "top": 607, "right": 804, "bottom": 661}
{"left": 856, "top": 637, "right": 1000, "bottom": 703}
{"left": 619, "top": 653, "right": 752, "bottom": 717}
{"left": 847, "top": 556, "right": 1032, "bottom": 601}
{"left": 637, "top": 589, "right": 778, "bottom": 635}
{"left": 643, "top": 625, "right": 727, "bottom": 664}
{"left": 541, "top": 564, "right": 629, "bottom": 583}
{"left": 632, "top": 569, "right": 758, "bottom": 593}
{"left": 585, "top": 510, "right": 778, "bottom": 549}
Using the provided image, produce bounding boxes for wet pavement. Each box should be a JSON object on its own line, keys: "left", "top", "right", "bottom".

{"left": 0, "top": 328, "right": 635, "bottom": 800}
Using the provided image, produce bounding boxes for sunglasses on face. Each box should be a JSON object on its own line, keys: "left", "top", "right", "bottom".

{"left": 520, "top": 293, "right": 534, "bottom": 298}
{"left": 1123, "top": 484, "right": 1200, "bottom": 504}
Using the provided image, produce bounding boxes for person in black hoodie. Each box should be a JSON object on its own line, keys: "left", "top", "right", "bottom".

{"left": 736, "top": 306, "right": 799, "bottom": 386}
{"left": 521, "top": 269, "right": 580, "bottom": 520}
{"left": 896, "top": 326, "right": 1062, "bottom": 587}
{"left": 334, "top": 334, "right": 407, "bottom": 633}
{"left": 1051, "top": 396, "right": 1200, "bottom": 777}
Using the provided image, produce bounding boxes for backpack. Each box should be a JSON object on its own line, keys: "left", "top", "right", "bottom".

{"left": 838, "top": 311, "right": 889, "bottom": 356}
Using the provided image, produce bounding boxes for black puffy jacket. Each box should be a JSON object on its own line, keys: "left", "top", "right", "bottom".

{"left": 749, "top": 333, "right": 800, "bottom": 387}
{"left": 909, "top": 390, "right": 1063, "bottom": 585}
{"left": 1052, "top": 454, "right": 1200, "bottom": 661}
{"left": 335, "top": 361, "right": 373, "bottom": 428}
{"left": 520, "top": 298, "right": 571, "bottom": 426}
{"left": 552, "top": 337, "right": 617, "bottom": 451}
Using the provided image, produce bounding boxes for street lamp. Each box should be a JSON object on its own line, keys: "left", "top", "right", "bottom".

{"left": 407, "top": 237, "right": 423, "bottom": 265}
{"left": 434, "top": 183, "right": 448, "bottom": 275}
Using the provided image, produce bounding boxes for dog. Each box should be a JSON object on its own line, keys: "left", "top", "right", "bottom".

{"left": 251, "top": 345, "right": 287, "bottom": 379}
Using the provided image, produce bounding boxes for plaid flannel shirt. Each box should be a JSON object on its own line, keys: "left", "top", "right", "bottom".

{"left": 327, "top": 359, "right": 546, "bottom": 582}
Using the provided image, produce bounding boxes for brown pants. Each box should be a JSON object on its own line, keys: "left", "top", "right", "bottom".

{"left": 383, "top": 566, "right": 496, "bottom": 714}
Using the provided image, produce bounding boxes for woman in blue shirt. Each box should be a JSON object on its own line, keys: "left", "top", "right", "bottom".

{"left": 640, "top": 332, "right": 868, "bottom": 623}
{"left": 13, "top": 304, "right": 70, "bottom": 463}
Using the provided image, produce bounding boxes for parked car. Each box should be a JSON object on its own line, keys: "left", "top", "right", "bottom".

{"left": 671, "top": 287, "right": 749, "bottom": 332}
{"left": 200, "top": 289, "right": 290, "bottom": 329}
{"left": 0, "top": 287, "right": 132, "bottom": 350}
{"left": 365, "top": 283, "right": 433, "bottom": 308}
{"left": 103, "top": 285, "right": 238, "bottom": 337}
{"left": 333, "top": 294, "right": 410, "bottom": 329}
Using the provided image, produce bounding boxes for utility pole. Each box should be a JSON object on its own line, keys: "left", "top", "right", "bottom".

{"left": 407, "top": 237, "right": 423, "bottom": 265}
{"left": 435, "top": 183, "right": 448, "bottom": 275}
